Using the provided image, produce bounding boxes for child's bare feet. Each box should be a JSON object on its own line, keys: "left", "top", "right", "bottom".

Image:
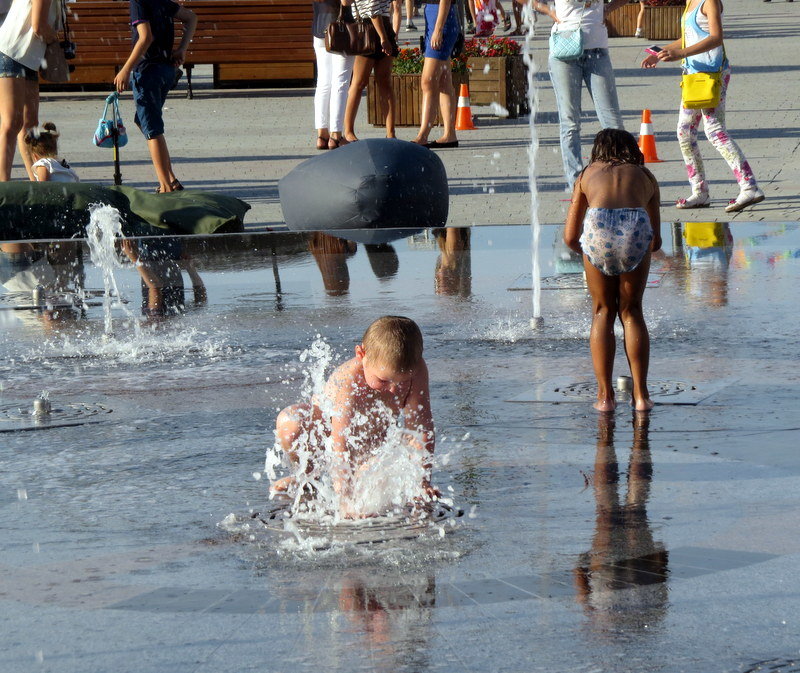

{"left": 593, "top": 398, "right": 617, "bottom": 412}
{"left": 269, "top": 476, "right": 296, "bottom": 495}
{"left": 633, "top": 397, "right": 654, "bottom": 412}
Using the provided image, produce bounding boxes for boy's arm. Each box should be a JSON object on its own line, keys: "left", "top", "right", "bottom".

{"left": 403, "top": 361, "right": 436, "bottom": 492}
{"left": 172, "top": 7, "right": 197, "bottom": 66}
{"left": 114, "top": 22, "right": 153, "bottom": 93}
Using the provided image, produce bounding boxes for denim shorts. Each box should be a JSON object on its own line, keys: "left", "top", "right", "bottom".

{"left": 131, "top": 62, "right": 178, "bottom": 140}
{"left": 423, "top": 4, "right": 460, "bottom": 60}
{"left": 0, "top": 51, "right": 38, "bottom": 82}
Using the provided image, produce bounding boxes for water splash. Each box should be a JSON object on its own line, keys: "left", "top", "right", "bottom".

{"left": 264, "top": 337, "right": 437, "bottom": 525}
{"left": 522, "top": 3, "right": 543, "bottom": 328}
{"left": 85, "top": 205, "right": 137, "bottom": 336}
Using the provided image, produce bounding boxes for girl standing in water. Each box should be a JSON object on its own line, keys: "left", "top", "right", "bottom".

{"left": 641, "top": 0, "right": 764, "bottom": 213}
{"left": 564, "top": 129, "right": 661, "bottom": 412}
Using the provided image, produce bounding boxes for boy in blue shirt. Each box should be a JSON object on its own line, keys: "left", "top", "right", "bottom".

{"left": 115, "top": 0, "right": 197, "bottom": 193}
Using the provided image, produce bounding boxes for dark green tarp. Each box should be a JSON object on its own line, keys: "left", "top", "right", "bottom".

{"left": 0, "top": 182, "right": 250, "bottom": 240}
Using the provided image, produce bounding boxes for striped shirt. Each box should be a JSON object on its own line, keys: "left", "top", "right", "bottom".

{"left": 352, "top": 0, "right": 392, "bottom": 19}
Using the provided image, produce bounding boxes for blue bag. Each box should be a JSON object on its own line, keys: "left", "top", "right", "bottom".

{"left": 93, "top": 92, "right": 128, "bottom": 148}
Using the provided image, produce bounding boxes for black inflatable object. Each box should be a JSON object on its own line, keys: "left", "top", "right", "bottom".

{"left": 279, "top": 138, "right": 449, "bottom": 232}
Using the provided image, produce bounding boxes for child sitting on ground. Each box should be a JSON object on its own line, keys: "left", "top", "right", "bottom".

{"left": 563, "top": 128, "right": 662, "bottom": 412}
{"left": 24, "top": 123, "right": 80, "bottom": 183}
{"left": 271, "top": 316, "right": 436, "bottom": 519}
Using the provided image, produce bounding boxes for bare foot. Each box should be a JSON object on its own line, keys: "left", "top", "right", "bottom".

{"left": 269, "top": 476, "right": 296, "bottom": 496}
{"left": 344, "top": 134, "right": 359, "bottom": 143}
{"left": 593, "top": 399, "right": 617, "bottom": 412}
{"left": 633, "top": 397, "right": 654, "bottom": 412}
{"left": 411, "top": 137, "right": 428, "bottom": 145}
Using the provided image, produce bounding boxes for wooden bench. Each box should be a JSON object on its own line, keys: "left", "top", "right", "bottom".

{"left": 50, "top": 0, "right": 315, "bottom": 95}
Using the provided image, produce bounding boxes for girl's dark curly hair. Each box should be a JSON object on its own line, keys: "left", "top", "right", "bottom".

{"left": 590, "top": 128, "right": 644, "bottom": 166}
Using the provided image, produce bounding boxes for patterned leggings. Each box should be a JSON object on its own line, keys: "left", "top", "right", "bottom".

{"left": 677, "top": 69, "right": 758, "bottom": 196}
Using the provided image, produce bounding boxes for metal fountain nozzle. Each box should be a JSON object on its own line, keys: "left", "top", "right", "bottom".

{"left": 32, "top": 396, "right": 52, "bottom": 416}
{"left": 616, "top": 376, "right": 632, "bottom": 393}
{"left": 530, "top": 316, "right": 544, "bottom": 329}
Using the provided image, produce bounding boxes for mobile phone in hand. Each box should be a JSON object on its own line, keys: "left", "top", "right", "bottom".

{"left": 645, "top": 45, "right": 662, "bottom": 56}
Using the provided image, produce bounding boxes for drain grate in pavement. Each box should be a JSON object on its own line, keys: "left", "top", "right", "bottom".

{"left": 507, "top": 376, "right": 736, "bottom": 405}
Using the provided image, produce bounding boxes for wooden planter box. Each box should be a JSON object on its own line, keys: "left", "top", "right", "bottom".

{"left": 367, "top": 72, "right": 468, "bottom": 127}
{"left": 605, "top": 3, "right": 682, "bottom": 40}
{"left": 466, "top": 55, "right": 528, "bottom": 119}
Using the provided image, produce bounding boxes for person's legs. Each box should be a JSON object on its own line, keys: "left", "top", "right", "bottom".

{"left": 313, "top": 37, "right": 333, "bottom": 148}
{"left": 676, "top": 104, "right": 708, "bottom": 200}
{"left": 0, "top": 75, "right": 25, "bottom": 181}
{"left": 509, "top": 0, "right": 523, "bottom": 34}
{"left": 583, "top": 256, "right": 620, "bottom": 412}
{"left": 16, "top": 79, "right": 39, "bottom": 181}
{"left": 618, "top": 253, "right": 653, "bottom": 411}
{"left": 436, "top": 66, "right": 457, "bottom": 143}
{"left": 343, "top": 56, "right": 372, "bottom": 142}
{"left": 635, "top": 1, "right": 646, "bottom": 36}
{"left": 374, "top": 55, "right": 396, "bottom": 138}
{"left": 330, "top": 52, "right": 354, "bottom": 146}
{"left": 701, "top": 72, "right": 759, "bottom": 193}
{"left": 549, "top": 55, "right": 584, "bottom": 189}
{"left": 132, "top": 64, "right": 181, "bottom": 191}
{"left": 584, "top": 49, "right": 624, "bottom": 131}
{"left": 414, "top": 57, "right": 447, "bottom": 143}
{"left": 405, "top": 0, "right": 417, "bottom": 27}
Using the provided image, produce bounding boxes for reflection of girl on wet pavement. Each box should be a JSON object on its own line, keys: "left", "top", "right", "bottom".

{"left": 574, "top": 413, "right": 668, "bottom": 633}
{"left": 563, "top": 129, "right": 661, "bottom": 412}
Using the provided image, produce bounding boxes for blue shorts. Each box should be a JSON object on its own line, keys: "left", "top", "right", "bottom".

{"left": 423, "top": 4, "right": 460, "bottom": 60}
{"left": 131, "top": 62, "right": 177, "bottom": 140}
{"left": 0, "top": 51, "right": 38, "bottom": 82}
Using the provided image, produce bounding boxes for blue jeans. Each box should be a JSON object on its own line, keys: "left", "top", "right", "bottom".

{"left": 548, "top": 48, "right": 624, "bottom": 189}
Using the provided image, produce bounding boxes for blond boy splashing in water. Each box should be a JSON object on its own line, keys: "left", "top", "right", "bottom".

{"left": 271, "top": 316, "right": 436, "bottom": 519}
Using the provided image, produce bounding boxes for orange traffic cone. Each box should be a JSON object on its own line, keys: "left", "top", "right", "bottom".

{"left": 455, "top": 83, "right": 477, "bottom": 131}
{"left": 638, "top": 109, "right": 662, "bottom": 163}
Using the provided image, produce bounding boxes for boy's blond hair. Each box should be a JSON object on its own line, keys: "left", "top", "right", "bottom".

{"left": 362, "top": 316, "right": 423, "bottom": 373}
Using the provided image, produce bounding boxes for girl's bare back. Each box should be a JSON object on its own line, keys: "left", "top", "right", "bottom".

{"left": 580, "top": 163, "right": 656, "bottom": 209}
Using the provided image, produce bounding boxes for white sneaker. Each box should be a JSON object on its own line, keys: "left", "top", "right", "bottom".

{"left": 676, "top": 192, "right": 711, "bottom": 209}
{"left": 724, "top": 187, "right": 765, "bottom": 213}
{"left": 634, "top": 28, "right": 643, "bottom": 37}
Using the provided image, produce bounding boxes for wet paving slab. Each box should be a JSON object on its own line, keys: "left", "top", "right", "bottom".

{"left": 1, "top": 222, "right": 799, "bottom": 672}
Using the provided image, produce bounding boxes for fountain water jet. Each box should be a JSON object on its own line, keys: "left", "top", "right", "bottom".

{"left": 522, "top": 2, "right": 544, "bottom": 330}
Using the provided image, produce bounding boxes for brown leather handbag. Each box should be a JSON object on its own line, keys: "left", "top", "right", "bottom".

{"left": 325, "top": 5, "right": 379, "bottom": 56}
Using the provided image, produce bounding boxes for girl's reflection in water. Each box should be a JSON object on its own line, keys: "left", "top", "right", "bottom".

{"left": 574, "top": 413, "right": 669, "bottom": 633}
{"left": 433, "top": 228, "right": 471, "bottom": 298}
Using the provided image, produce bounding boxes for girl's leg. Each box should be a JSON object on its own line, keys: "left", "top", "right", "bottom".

{"left": 701, "top": 72, "right": 759, "bottom": 192}
{"left": 17, "top": 79, "right": 39, "bottom": 181}
{"left": 549, "top": 55, "right": 585, "bottom": 189}
{"left": 436, "top": 66, "right": 457, "bottom": 143}
{"left": 343, "top": 56, "right": 372, "bottom": 142}
{"left": 374, "top": 55, "right": 396, "bottom": 138}
{"left": 618, "top": 254, "right": 653, "bottom": 411}
{"left": 0, "top": 76, "right": 26, "bottom": 181}
{"left": 677, "top": 104, "right": 708, "bottom": 198}
{"left": 413, "top": 57, "right": 447, "bottom": 144}
{"left": 583, "top": 256, "right": 620, "bottom": 412}
{"left": 330, "top": 52, "right": 355, "bottom": 145}
{"left": 313, "top": 37, "right": 333, "bottom": 147}
{"left": 584, "top": 49, "right": 624, "bottom": 132}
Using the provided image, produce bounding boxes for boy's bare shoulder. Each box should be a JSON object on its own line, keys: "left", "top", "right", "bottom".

{"left": 325, "top": 357, "right": 363, "bottom": 395}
